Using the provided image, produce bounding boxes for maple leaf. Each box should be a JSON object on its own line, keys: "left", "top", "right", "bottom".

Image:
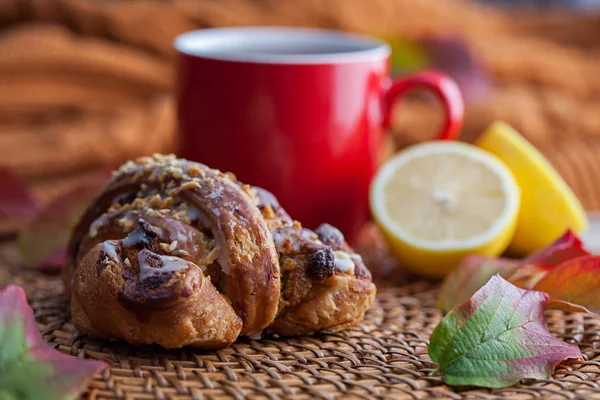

{"left": 429, "top": 275, "right": 581, "bottom": 388}
{"left": 438, "top": 230, "right": 589, "bottom": 312}
{"left": 0, "top": 285, "right": 106, "bottom": 399}
{"left": 533, "top": 255, "right": 600, "bottom": 314}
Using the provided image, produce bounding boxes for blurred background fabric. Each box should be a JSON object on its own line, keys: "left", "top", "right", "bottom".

{"left": 2, "top": 0, "right": 600, "bottom": 209}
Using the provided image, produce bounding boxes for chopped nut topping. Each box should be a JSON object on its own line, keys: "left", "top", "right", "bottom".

{"left": 147, "top": 209, "right": 161, "bottom": 218}
{"left": 149, "top": 194, "right": 162, "bottom": 208}
{"left": 136, "top": 156, "right": 154, "bottom": 164}
{"left": 133, "top": 172, "right": 143, "bottom": 182}
{"left": 263, "top": 205, "right": 276, "bottom": 219}
{"left": 177, "top": 249, "right": 190, "bottom": 257}
{"left": 117, "top": 217, "right": 134, "bottom": 231}
{"left": 166, "top": 166, "right": 183, "bottom": 179}
{"left": 169, "top": 241, "right": 178, "bottom": 251}
{"left": 180, "top": 181, "right": 200, "bottom": 191}
{"left": 186, "top": 166, "right": 203, "bottom": 176}
{"left": 293, "top": 220, "right": 302, "bottom": 231}
{"left": 204, "top": 246, "right": 220, "bottom": 265}
{"left": 159, "top": 243, "right": 171, "bottom": 253}
{"left": 132, "top": 198, "right": 145, "bottom": 208}
{"left": 267, "top": 219, "right": 283, "bottom": 230}
{"left": 124, "top": 258, "right": 131, "bottom": 268}
{"left": 153, "top": 153, "right": 176, "bottom": 161}
{"left": 240, "top": 184, "right": 255, "bottom": 199}
{"left": 162, "top": 196, "right": 173, "bottom": 208}
{"left": 121, "top": 160, "right": 136, "bottom": 173}
{"left": 225, "top": 171, "right": 237, "bottom": 181}
{"left": 173, "top": 210, "right": 187, "bottom": 220}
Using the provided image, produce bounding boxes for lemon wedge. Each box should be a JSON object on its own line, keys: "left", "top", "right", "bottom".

{"left": 370, "top": 141, "right": 521, "bottom": 279}
{"left": 476, "top": 121, "right": 588, "bottom": 255}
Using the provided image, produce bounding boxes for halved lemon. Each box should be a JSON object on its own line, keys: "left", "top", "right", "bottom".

{"left": 476, "top": 121, "right": 588, "bottom": 255}
{"left": 370, "top": 141, "right": 521, "bottom": 279}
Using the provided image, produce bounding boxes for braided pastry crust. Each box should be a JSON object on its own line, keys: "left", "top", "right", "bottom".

{"left": 65, "top": 154, "right": 376, "bottom": 348}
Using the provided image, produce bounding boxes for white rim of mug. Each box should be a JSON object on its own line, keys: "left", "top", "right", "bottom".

{"left": 174, "top": 27, "right": 391, "bottom": 64}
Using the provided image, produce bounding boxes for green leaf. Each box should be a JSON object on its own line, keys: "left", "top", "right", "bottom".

{"left": 378, "top": 36, "right": 428, "bottom": 76}
{"left": 429, "top": 275, "right": 581, "bottom": 388}
{"left": 0, "top": 285, "right": 106, "bottom": 399}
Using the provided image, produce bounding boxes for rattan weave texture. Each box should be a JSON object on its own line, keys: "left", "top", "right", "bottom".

{"left": 2, "top": 243, "right": 600, "bottom": 400}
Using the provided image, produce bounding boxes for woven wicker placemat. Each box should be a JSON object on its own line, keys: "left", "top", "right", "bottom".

{"left": 2, "top": 243, "right": 600, "bottom": 399}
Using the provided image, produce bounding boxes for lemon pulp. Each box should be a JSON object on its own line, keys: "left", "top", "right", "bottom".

{"left": 370, "top": 141, "right": 520, "bottom": 278}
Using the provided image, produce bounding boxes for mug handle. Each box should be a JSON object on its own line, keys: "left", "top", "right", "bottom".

{"left": 382, "top": 70, "right": 464, "bottom": 140}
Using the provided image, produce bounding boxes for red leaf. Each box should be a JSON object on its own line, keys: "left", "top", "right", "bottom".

{"left": 437, "top": 255, "right": 520, "bottom": 312}
{"left": 533, "top": 255, "right": 600, "bottom": 314}
{"left": 0, "top": 167, "right": 38, "bottom": 231}
{"left": 507, "top": 263, "right": 553, "bottom": 289}
{"left": 525, "top": 230, "right": 589, "bottom": 266}
{"left": 17, "top": 172, "right": 110, "bottom": 271}
{"left": 438, "top": 230, "right": 590, "bottom": 312}
{"left": 0, "top": 285, "right": 106, "bottom": 399}
{"left": 509, "top": 230, "right": 591, "bottom": 289}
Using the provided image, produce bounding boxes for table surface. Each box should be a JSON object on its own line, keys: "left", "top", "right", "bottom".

{"left": 2, "top": 234, "right": 600, "bottom": 400}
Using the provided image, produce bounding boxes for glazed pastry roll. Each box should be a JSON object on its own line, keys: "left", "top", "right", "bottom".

{"left": 248, "top": 187, "right": 376, "bottom": 336}
{"left": 65, "top": 155, "right": 280, "bottom": 348}
{"left": 64, "top": 154, "right": 375, "bottom": 348}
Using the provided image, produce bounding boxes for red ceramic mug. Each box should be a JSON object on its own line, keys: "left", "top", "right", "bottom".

{"left": 175, "top": 27, "right": 464, "bottom": 243}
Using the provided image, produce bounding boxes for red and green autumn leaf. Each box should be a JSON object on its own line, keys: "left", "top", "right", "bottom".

{"left": 0, "top": 285, "right": 106, "bottom": 399}
{"left": 534, "top": 255, "right": 600, "bottom": 314}
{"left": 438, "top": 230, "right": 591, "bottom": 312}
{"left": 429, "top": 275, "right": 581, "bottom": 388}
